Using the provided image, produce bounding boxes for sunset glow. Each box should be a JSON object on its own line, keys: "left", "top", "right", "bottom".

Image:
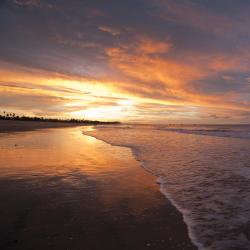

{"left": 1, "top": 0, "right": 250, "bottom": 123}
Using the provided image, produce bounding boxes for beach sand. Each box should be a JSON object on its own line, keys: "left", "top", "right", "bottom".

{"left": 0, "top": 125, "right": 197, "bottom": 250}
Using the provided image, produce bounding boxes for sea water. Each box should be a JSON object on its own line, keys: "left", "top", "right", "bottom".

{"left": 84, "top": 124, "right": 250, "bottom": 250}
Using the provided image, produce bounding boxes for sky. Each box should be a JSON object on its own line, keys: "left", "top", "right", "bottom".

{"left": 1, "top": 0, "right": 250, "bottom": 123}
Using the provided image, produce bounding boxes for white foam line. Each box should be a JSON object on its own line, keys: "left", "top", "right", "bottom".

{"left": 158, "top": 128, "right": 250, "bottom": 140}
{"left": 82, "top": 130, "right": 203, "bottom": 250}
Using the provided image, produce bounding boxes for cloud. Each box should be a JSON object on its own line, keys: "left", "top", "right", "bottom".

{"left": 0, "top": 89, "right": 68, "bottom": 116}
{"left": 98, "top": 26, "right": 121, "bottom": 36}
{"left": 1, "top": 0, "right": 250, "bottom": 122}
{"left": 150, "top": 0, "right": 245, "bottom": 36}
{"left": 104, "top": 36, "right": 250, "bottom": 113}
{"left": 13, "top": 0, "right": 53, "bottom": 9}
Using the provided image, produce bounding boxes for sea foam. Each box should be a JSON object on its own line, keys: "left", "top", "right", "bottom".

{"left": 84, "top": 125, "right": 250, "bottom": 250}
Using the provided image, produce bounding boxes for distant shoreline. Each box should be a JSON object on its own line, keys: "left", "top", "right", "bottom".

{"left": 0, "top": 113, "right": 120, "bottom": 134}
{"left": 0, "top": 114, "right": 120, "bottom": 125}
{"left": 0, "top": 120, "right": 116, "bottom": 134}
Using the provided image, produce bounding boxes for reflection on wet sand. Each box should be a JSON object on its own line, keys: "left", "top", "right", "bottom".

{"left": 0, "top": 127, "right": 196, "bottom": 250}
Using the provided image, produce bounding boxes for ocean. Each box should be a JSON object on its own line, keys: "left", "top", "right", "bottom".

{"left": 85, "top": 124, "right": 250, "bottom": 250}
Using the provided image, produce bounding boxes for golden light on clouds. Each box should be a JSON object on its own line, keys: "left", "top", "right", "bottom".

{"left": 1, "top": 0, "right": 250, "bottom": 123}
{"left": 0, "top": 63, "right": 139, "bottom": 121}
{"left": 1, "top": 56, "right": 250, "bottom": 123}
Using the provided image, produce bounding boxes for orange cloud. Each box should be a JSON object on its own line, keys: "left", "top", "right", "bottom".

{"left": 105, "top": 37, "right": 250, "bottom": 114}
{"left": 137, "top": 37, "right": 171, "bottom": 54}
{"left": 1, "top": 37, "right": 250, "bottom": 123}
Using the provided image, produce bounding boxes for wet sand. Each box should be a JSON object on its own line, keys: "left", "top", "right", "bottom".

{"left": 0, "top": 126, "right": 197, "bottom": 250}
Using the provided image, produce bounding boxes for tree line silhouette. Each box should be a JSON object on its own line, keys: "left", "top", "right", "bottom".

{"left": 0, "top": 111, "right": 120, "bottom": 125}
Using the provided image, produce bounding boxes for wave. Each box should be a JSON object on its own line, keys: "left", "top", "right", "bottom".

{"left": 83, "top": 126, "right": 250, "bottom": 250}
{"left": 157, "top": 125, "right": 250, "bottom": 139}
{"left": 95, "top": 124, "right": 135, "bottom": 129}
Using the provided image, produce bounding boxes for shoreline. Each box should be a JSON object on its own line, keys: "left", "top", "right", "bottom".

{"left": 83, "top": 130, "right": 199, "bottom": 249}
{"left": 0, "top": 126, "right": 197, "bottom": 249}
